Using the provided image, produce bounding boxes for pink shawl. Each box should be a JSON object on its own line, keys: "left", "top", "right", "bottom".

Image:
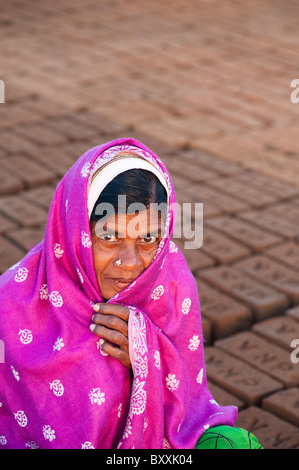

{"left": 0, "top": 137, "right": 237, "bottom": 449}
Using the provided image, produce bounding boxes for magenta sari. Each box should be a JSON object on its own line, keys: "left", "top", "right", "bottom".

{"left": 0, "top": 138, "right": 237, "bottom": 449}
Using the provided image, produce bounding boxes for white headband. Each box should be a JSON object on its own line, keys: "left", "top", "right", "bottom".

{"left": 87, "top": 154, "right": 169, "bottom": 219}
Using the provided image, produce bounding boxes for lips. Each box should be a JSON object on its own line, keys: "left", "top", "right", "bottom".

{"left": 109, "top": 278, "right": 135, "bottom": 291}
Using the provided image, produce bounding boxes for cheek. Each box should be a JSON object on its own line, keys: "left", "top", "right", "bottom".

{"left": 92, "top": 245, "right": 110, "bottom": 278}
{"left": 140, "top": 249, "right": 157, "bottom": 268}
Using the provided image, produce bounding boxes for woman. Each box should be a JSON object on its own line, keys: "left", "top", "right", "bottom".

{"left": 0, "top": 138, "right": 262, "bottom": 449}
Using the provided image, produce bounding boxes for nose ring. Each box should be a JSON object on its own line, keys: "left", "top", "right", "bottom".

{"left": 115, "top": 259, "right": 122, "bottom": 266}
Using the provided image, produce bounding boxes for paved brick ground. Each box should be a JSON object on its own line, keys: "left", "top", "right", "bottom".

{"left": 1, "top": 0, "right": 299, "bottom": 448}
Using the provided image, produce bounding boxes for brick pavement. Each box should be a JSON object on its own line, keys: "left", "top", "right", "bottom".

{"left": 1, "top": 0, "right": 299, "bottom": 448}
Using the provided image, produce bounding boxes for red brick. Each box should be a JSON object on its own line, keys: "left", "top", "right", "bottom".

{"left": 187, "top": 183, "right": 249, "bottom": 215}
{"left": 70, "top": 110, "right": 126, "bottom": 136}
{"left": 0, "top": 212, "right": 18, "bottom": 234}
{"left": 0, "top": 196, "right": 48, "bottom": 227}
{"left": 233, "top": 254, "right": 299, "bottom": 305}
{"left": 205, "top": 215, "right": 282, "bottom": 251}
{"left": 239, "top": 208, "right": 299, "bottom": 239}
{"left": 196, "top": 278, "right": 252, "bottom": 339}
{"left": 262, "top": 388, "right": 299, "bottom": 428}
{"left": 287, "top": 306, "right": 299, "bottom": 322}
{"left": 0, "top": 128, "right": 40, "bottom": 154}
{"left": 177, "top": 149, "right": 243, "bottom": 176}
{"left": 22, "top": 185, "right": 55, "bottom": 211}
{"left": 0, "top": 235, "right": 25, "bottom": 274}
{"left": 15, "top": 122, "right": 67, "bottom": 147}
{"left": 265, "top": 241, "right": 299, "bottom": 271}
{"left": 5, "top": 227, "right": 45, "bottom": 252}
{"left": 207, "top": 381, "right": 245, "bottom": 411}
{"left": 27, "top": 143, "right": 84, "bottom": 177}
{"left": 165, "top": 157, "right": 218, "bottom": 183}
{"left": 201, "top": 315, "right": 212, "bottom": 345}
{"left": 46, "top": 116, "right": 99, "bottom": 142}
{"left": 1, "top": 154, "right": 56, "bottom": 188}
{"left": 174, "top": 238, "right": 215, "bottom": 272}
{"left": 0, "top": 167, "right": 23, "bottom": 196}
{"left": 204, "top": 346, "right": 282, "bottom": 405}
{"left": 252, "top": 316, "right": 299, "bottom": 350}
{"left": 235, "top": 406, "right": 299, "bottom": 449}
{"left": 208, "top": 175, "right": 277, "bottom": 208}
{"left": 197, "top": 265, "right": 289, "bottom": 321}
{"left": 173, "top": 179, "right": 222, "bottom": 219}
{"left": 215, "top": 331, "right": 299, "bottom": 388}
{"left": 234, "top": 171, "right": 299, "bottom": 200}
{"left": 201, "top": 226, "right": 251, "bottom": 264}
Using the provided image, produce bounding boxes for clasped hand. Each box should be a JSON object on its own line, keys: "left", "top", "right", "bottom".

{"left": 90, "top": 303, "right": 131, "bottom": 370}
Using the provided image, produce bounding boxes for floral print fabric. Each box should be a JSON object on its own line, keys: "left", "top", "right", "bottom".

{"left": 0, "top": 138, "right": 237, "bottom": 449}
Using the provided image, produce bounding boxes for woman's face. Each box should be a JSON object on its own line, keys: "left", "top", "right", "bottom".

{"left": 90, "top": 207, "right": 163, "bottom": 300}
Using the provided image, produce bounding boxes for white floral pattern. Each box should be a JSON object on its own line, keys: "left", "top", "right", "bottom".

{"left": 14, "top": 410, "right": 28, "bottom": 427}
{"left": 130, "top": 378, "right": 147, "bottom": 415}
{"left": 165, "top": 374, "right": 179, "bottom": 392}
{"left": 89, "top": 388, "right": 105, "bottom": 406}
{"left": 53, "top": 243, "right": 64, "bottom": 259}
{"left": 11, "top": 365, "right": 20, "bottom": 381}
{"left": 181, "top": 298, "right": 191, "bottom": 315}
{"left": 49, "top": 291, "right": 63, "bottom": 308}
{"left": 81, "top": 441, "right": 94, "bottom": 449}
{"left": 188, "top": 335, "right": 200, "bottom": 351}
{"left": 14, "top": 267, "right": 29, "bottom": 283}
{"left": 76, "top": 267, "right": 84, "bottom": 283}
{"left": 43, "top": 425, "right": 55, "bottom": 442}
{"left": 39, "top": 284, "right": 48, "bottom": 300}
{"left": 49, "top": 380, "right": 64, "bottom": 397}
{"left": 197, "top": 368, "right": 203, "bottom": 384}
{"left": 18, "top": 329, "right": 33, "bottom": 345}
{"left": 151, "top": 285, "right": 164, "bottom": 300}
{"left": 0, "top": 436, "right": 7, "bottom": 445}
{"left": 81, "top": 162, "right": 91, "bottom": 177}
{"left": 154, "top": 350, "right": 161, "bottom": 369}
{"left": 81, "top": 231, "right": 92, "bottom": 248}
{"left": 169, "top": 241, "right": 178, "bottom": 253}
{"left": 25, "top": 441, "right": 39, "bottom": 449}
{"left": 53, "top": 337, "right": 64, "bottom": 351}
{"left": 96, "top": 339, "right": 108, "bottom": 356}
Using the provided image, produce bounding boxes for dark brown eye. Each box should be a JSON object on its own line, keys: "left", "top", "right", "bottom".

{"left": 140, "top": 236, "right": 158, "bottom": 244}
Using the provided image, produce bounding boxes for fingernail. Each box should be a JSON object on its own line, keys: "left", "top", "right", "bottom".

{"left": 89, "top": 323, "right": 96, "bottom": 332}
{"left": 93, "top": 304, "right": 100, "bottom": 312}
{"left": 99, "top": 338, "right": 105, "bottom": 346}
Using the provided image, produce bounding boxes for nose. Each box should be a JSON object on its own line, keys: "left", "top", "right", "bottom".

{"left": 118, "top": 244, "right": 142, "bottom": 271}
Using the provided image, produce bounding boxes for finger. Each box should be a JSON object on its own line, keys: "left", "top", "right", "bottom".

{"left": 100, "top": 340, "right": 131, "bottom": 370}
{"left": 92, "top": 312, "right": 128, "bottom": 337}
{"left": 90, "top": 324, "right": 129, "bottom": 351}
{"left": 93, "top": 303, "right": 130, "bottom": 321}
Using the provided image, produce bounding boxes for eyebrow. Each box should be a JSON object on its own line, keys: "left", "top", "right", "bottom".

{"left": 100, "top": 227, "right": 162, "bottom": 239}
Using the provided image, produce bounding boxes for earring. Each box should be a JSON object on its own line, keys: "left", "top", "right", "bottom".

{"left": 115, "top": 259, "right": 122, "bottom": 266}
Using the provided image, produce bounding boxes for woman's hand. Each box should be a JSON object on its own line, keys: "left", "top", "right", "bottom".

{"left": 90, "top": 303, "right": 131, "bottom": 370}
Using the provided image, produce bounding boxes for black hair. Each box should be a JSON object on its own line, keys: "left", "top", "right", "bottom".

{"left": 90, "top": 169, "right": 167, "bottom": 221}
